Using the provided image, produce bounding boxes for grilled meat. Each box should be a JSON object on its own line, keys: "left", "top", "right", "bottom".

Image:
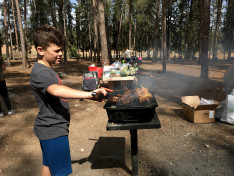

{"left": 110, "top": 96, "right": 120, "bottom": 104}
{"left": 135, "top": 87, "right": 153, "bottom": 103}
{"left": 109, "top": 87, "right": 153, "bottom": 105}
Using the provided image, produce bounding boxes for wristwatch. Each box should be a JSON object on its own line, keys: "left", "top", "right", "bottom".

{"left": 91, "top": 92, "right": 97, "bottom": 98}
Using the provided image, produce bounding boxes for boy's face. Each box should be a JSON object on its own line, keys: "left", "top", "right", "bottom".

{"left": 38, "top": 43, "right": 63, "bottom": 66}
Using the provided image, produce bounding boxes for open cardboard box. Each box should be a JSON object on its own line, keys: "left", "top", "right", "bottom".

{"left": 181, "top": 96, "right": 219, "bottom": 123}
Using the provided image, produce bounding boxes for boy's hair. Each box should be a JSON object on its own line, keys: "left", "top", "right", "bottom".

{"left": 33, "top": 25, "right": 63, "bottom": 49}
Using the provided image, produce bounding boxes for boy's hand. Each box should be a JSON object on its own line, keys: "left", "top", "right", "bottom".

{"left": 91, "top": 88, "right": 107, "bottom": 101}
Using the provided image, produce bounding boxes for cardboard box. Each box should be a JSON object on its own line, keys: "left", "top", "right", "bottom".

{"left": 181, "top": 96, "right": 219, "bottom": 123}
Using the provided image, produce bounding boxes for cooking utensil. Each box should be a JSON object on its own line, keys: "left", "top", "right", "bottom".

{"left": 101, "top": 87, "right": 114, "bottom": 92}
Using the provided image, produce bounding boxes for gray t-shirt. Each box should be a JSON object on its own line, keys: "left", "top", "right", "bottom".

{"left": 30, "top": 62, "right": 70, "bottom": 140}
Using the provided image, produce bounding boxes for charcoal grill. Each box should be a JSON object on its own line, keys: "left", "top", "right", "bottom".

{"left": 104, "top": 90, "right": 158, "bottom": 123}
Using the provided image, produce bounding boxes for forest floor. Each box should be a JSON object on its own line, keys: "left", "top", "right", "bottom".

{"left": 0, "top": 58, "right": 234, "bottom": 176}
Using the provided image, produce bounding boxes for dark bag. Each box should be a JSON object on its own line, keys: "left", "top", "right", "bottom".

{"left": 82, "top": 71, "right": 99, "bottom": 91}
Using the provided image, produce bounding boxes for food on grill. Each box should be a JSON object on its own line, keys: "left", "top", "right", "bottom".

{"left": 104, "top": 88, "right": 158, "bottom": 123}
{"left": 110, "top": 96, "right": 120, "bottom": 103}
{"left": 135, "top": 87, "right": 153, "bottom": 103}
{"left": 109, "top": 87, "right": 153, "bottom": 105}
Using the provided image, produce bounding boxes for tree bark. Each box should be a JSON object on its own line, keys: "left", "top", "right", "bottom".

{"left": 11, "top": 0, "right": 19, "bottom": 54}
{"left": 97, "top": 0, "right": 109, "bottom": 65}
{"left": 212, "top": 0, "right": 223, "bottom": 61}
{"left": 63, "top": 0, "right": 68, "bottom": 63}
{"left": 8, "top": 3, "right": 13, "bottom": 60}
{"left": 153, "top": 0, "right": 160, "bottom": 62}
{"left": 24, "top": 0, "right": 28, "bottom": 60}
{"left": 15, "top": 0, "right": 27, "bottom": 69}
{"left": 116, "top": 0, "right": 125, "bottom": 59}
{"left": 162, "top": 0, "right": 167, "bottom": 72}
{"left": 49, "top": 0, "right": 57, "bottom": 27}
{"left": 200, "top": 0, "right": 210, "bottom": 79}
{"left": 128, "top": 0, "right": 132, "bottom": 49}
{"left": 4, "top": 0, "right": 10, "bottom": 66}
{"left": 88, "top": 11, "right": 93, "bottom": 62}
{"left": 92, "top": 0, "right": 100, "bottom": 62}
{"left": 225, "top": 0, "right": 233, "bottom": 60}
{"left": 167, "top": 1, "right": 171, "bottom": 60}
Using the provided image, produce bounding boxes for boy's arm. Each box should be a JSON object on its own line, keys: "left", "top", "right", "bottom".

{"left": 47, "top": 84, "right": 107, "bottom": 99}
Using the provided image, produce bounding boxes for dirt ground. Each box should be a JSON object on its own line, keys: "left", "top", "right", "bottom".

{"left": 0, "top": 58, "right": 234, "bottom": 176}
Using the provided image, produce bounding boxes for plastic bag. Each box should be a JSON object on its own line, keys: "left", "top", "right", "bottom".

{"left": 220, "top": 90, "right": 234, "bottom": 124}
{"left": 200, "top": 97, "right": 215, "bottom": 105}
{"left": 112, "top": 60, "right": 121, "bottom": 68}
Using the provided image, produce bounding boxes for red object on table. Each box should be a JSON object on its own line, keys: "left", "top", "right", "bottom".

{"left": 88, "top": 65, "right": 103, "bottom": 78}
{"left": 96, "top": 67, "right": 103, "bottom": 78}
{"left": 88, "top": 65, "right": 97, "bottom": 72}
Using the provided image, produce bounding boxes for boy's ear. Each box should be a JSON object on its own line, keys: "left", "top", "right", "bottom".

{"left": 37, "top": 47, "right": 44, "bottom": 56}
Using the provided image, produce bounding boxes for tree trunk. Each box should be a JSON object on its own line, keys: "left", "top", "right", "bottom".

{"left": 49, "top": 0, "right": 57, "bottom": 27}
{"left": 128, "top": 0, "right": 132, "bottom": 49}
{"left": 226, "top": 0, "right": 233, "bottom": 60}
{"left": 153, "top": 0, "right": 160, "bottom": 62}
{"left": 15, "top": 0, "right": 27, "bottom": 69}
{"left": 167, "top": 1, "right": 171, "bottom": 60}
{"left": 97, "top": 0, "right": 109, "bottom": 65}
{"left": 4, "top": 0, "right": 10, "bottom": 66}
{"left": 212, "top": 0, "right": 223, "bottom": 61}
{"left": 63, "top": 0, "right": 68, "bottom": 63}
{"left": 8, "top": 5, "right": 13, "bottom": 60}
{"left": 162, "top": 0, "right": 167, "bottom": 72}
{"left": 104, "top": 10, "right": 113, "bottom": 64}
{"left": 76, "top": 9, "right": 80, "bottom": 59}
{"left": 200, "top": 0, "right": 210, "bottom": 79}
{"left": 133, "top": 19, "right": 136, "bottom": 56}
{"left": 92, "top": 0, "right": 100, "bottom": 62}
{"left": 11, "top": 0, "right": 19, "bottom": 54}
{"left": 24, "top": 0, "right": 28, "bottom": 60}
{"left": 9, "top": 25, "right": 14, "bottom": 60}
{"left": 116, "top": 0, "right": 125, "bottom": 59}
{"left": 88, "top": 11, "right": 93, "bottom": 62}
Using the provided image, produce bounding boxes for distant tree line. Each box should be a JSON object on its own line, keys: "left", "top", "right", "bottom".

{"left": 0, "top": 0, "right": 233, "bottom": 78}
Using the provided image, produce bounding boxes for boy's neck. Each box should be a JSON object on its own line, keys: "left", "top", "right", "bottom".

{"left": 38, "top": 59, "right": 52, "bottom": 68}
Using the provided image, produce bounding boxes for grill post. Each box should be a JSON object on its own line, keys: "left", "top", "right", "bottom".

{"left": 130, "top": 130, "right": 138, "bottom": 176}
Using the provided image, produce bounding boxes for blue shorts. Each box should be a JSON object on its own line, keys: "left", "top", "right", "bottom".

{"left": 40, "top": 136, "right": 72, "bottom": 176}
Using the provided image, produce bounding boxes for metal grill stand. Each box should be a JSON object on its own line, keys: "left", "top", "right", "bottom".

{"left": 106, "top": 112, "right": 161, "bottom": 176}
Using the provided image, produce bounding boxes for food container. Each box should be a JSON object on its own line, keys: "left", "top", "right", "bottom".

{"left": 104, "top": 90, "right": 158, "bottom": 123}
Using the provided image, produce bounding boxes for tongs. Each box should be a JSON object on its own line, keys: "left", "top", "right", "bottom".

{"left": 92, "top": 87, "right": 113, "bottom": 100}
{"left": 101, "top": 87, "right": 114, "bottom": 92}
{"left": 99, "top": 87, "right": 114, "bottom": 99}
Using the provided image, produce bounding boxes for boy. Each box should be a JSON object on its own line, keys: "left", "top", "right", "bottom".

{"left": 0, "top": 56, "right": 14, "bottom": 117}
{"left": 30, "top": 25, "right": 107, "bottom": 176}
